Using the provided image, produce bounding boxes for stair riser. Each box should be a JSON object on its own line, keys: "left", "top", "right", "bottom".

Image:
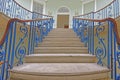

{"left": 48, "top": 32, "right": 76, "bottom": 34}
{"left": 35, "top": 47, "right": 87, "bottom": 49}
{"left": 10, "top": 72, "right": 109, "bottom": 80}
{"left": 48, "top": 33, "right": 76, "bottom": 35}
{"left": 49, "top": 31, "right": 75, "bottom": 35}
{"left": 25, "top": 56, "right": 96, "bottom": 63}
{"left": 48, "top": 33, "right": 76, "bottom": 34}
{"left": 39, "top": 42, "right": 84, "bottom": 44}
{"left": 44, "top": 38, "right": 80, "bottom": 41}
{"left": 43, "top": 39, "right": 80, "bottom": 42}
{"left": 38, "top": 44, "right": 85, "bottom": 47}
{"left": 40, "top": 40, "right": 81, "bottom": 45}
{"left": 34, "top": 50, "right": 88, "bottom": 53}
{"left": 46, "top": 36, "right": 77, "bottom": 38}
{"left": 38, "top": 43, "right": 85, "bottom": 47}
{"left": 50, "top": 32, "right": 74, "bottom": 33}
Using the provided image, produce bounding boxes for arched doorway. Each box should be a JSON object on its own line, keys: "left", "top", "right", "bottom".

{"left": 57, "top": 6, "right": 70, "bottom": 28}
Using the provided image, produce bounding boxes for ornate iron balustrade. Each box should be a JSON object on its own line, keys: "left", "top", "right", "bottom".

{"left": 73, "top": 1, "right": 120, "bottom": 79}
{"left": 73, "top": 17, "right": 120, "bottom": 80}
{"left": 0, "top": 0, "right": 52, "bottom": 19}
{"left": 0, "top": 17, "right": 53, "bottom": 80}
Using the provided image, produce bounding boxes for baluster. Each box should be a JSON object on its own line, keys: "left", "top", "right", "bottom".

{"left": 108, "top": 21, "right": 113, "bottom": 69}
{"left": 5, "top": 22, "right": 14, "bottom": 80}
{"left": 10, "top": 21, "right": 17, "bottom": 67}
{"left": 1, "top": 32, "right": 9, "bottom": 80}
{"left": 45, "top": 20, "right": 48, "bottom": 36}
{"left": 113, "top": 30, "right": 117, "bottom": 80}
{"left": 32, "top": 21, "right": 36, "bottom": 53}
{"left": 35, "top": 21, "right": 38, "bottom": 47}
{"left": 28, "top": 22, "right": 33, "bottom": 55}
{"left": 39, "top": 21, "right": 43, "bottom": 42}
{"left": 37, "top": 21, "right": 42, "bottom": 43}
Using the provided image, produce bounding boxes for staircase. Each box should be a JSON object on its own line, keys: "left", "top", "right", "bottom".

{"left": 10, "top": 28, "right": 110, "bottom": 80}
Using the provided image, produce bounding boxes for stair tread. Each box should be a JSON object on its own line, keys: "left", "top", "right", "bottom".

{"left": 39, "top": 42, "right": 84, "bottom": 44}
{"left": 10, "top": 63, "right": 109, "bottom": 76}
{"left": 35, "top": 47, "right": 88, "bottom": 49}
{"left": 26, "top": 54, "right": 94, "bottom": 57}
{"left": 25, "top": 54, "right": 96, "bottom": 63}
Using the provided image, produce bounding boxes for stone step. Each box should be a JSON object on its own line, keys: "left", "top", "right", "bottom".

{"left": 51, "top": 28, "right": 73, "bottom": 31}
{"left": 10, "top": 63, "right": 110, "bottom": 80}
{"left": 38, "top": 42, "right": 85, "bottom": 47}
{"left": 42, "top": 40, "right": 82, "bottom": 43}
{"left": 35, "top": 47, "right": 88, "bottom": 50}
{"left": 52, "top": 28, "right": 73, "bottom": 30}
{"left": 48, "top": 32, "right": 76, "bottom": 35}
{"left": 45, "top": 36, "right": 77, "bottom": 38}
{"left": 39, "top": 41, "right": 84, "bottom": 44}
{"left": 34, "top": 47, "right": 88, "bottom": 54}
{"left": 48, "top": 33, "right": 76, "bottom": 35}
{"left": 44, "top": 37, "right": 80, "bottom": 41}
{"left": 49, "top": 30, "right": 75, "bottom": 32}
{"left": 25, "top": 54, "right": 96, "bottom": 63}
{"left": 38, "top": 45, "right": 85, "bottom": 47}
{"left": 49, "top": 31, "right": 75, "bottom": 33}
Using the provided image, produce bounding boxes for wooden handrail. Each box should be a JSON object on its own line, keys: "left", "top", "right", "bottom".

{"left": 73, "top": 17, "right": 120, "bottom": 45}
{"left": 0, "top": 61, "right": 4, "bottom": 65}
{"left": 0, "top": 18, "right": 52, "bottom": 45}
{"left": 0, "top": 61, "right": 9, "bottom": 65}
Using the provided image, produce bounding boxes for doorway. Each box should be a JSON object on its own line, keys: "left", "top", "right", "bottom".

{"left": 57, "top": 6, "right": 70, "bottom": 28}
{"left": 57, "top": 14, "right": 69, "bottom": 28}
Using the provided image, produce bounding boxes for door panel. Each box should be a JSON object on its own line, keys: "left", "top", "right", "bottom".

{"left": 57, "top": 15, "right": 69, "bottom": 28}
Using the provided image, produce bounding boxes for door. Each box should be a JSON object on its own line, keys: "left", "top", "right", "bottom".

{"left": 57, "top": 15, "right": 69, "bottom": 28}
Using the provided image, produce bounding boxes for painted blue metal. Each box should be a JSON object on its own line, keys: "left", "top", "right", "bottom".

{"left": 108, "top": 21, "right": 113, "bottom": 68}
{"left": 95, "top": 22, "right": 106, "bottom": 66}
{"left": 113, "top": 31, "right": 117, "bottom": 80}
{"left": 32, "top": 21, "right": 36, "bottom": 54}
{"left": 28, "top": 22, "right": 32, "bottom": 55}
{"left": 15, "top": 22, "right": 28, "bottom": 65}
{"left": 10, "top": 22, "right": 17, "bottom": 68}
{"left": 2, "top": 33, "right": 9, "bottom": 80}
{"left": 39, "top": 21, "right": 43, "bottom": 42}
{"left": 5, "top": 22, "right": 14, "bottom": 80}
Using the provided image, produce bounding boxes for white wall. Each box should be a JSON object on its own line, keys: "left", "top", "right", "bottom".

{"left": 33, "top": 0, "right": 46, "bottom": 14}
{"left": 96, "top": 0, "right": 113, "bottom": 11}
{"left": 84, "top": 1, "right": 95, "bottom": 14}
